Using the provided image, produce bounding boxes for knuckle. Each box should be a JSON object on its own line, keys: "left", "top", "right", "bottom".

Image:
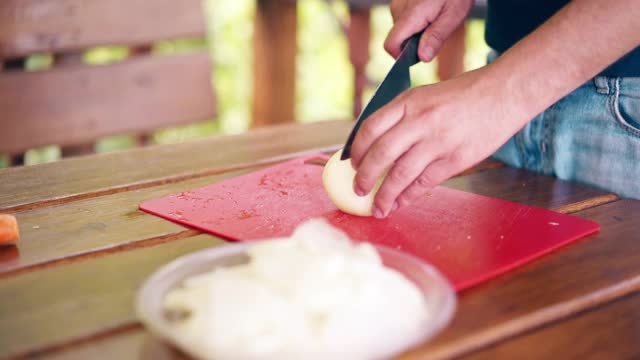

{"left": 387, "top": 170, "right": 405, "bottom": 184}
{"left": 451, "top": 148, "right": 469, "bottom": 163}
{"left": 355, "top": 172, "right": 373, "bottom": 190}
{"left": 396, "top": 197, "right": 409, "bottom": 208}
{"left": 397, "top": 187, "right": 419, "bottom": 207}
{"left": 436, "top": 126, "right": 454, "bottom": 143}
{"left": 388, "top": 163, "right": 414, "bottom": 183}
{"left": 370, "top": 146, "right": 391, "bottom": 164}
{"left": 370, "top": 139, "right": 395, "bottom": 161}
{"left": 349, "top": 146, "right": 364, "bottom": 165}
{"left": 451, "top": 148, "right": 473, "bottom": 168}
{"left": 415, "top": 171, "right": 436, "bottom": 189}
{"left": 398, "top": 192, "right": 412, "bottom": 204}
{"left": 448, "top": 155, "right": 465, "bottom": 169}
{"left": 428, "top": 30, "right": 446, "bottom": 47}
{"left": 413, "top": 107, "right": 432, "bottom": 124}
{"left": 359, "top": 122, "right": 381, "bottom": 142}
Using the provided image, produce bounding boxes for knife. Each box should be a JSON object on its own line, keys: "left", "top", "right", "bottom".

{"left": 340, "top": 31, "right": 423, "bottom": 161}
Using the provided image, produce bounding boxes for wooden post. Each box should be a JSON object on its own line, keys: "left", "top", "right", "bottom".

{"left": 347, "top": 6, "right": 371, "bottom": 120}
{"left": 53, "top": 52, "right": 96, "bottom": 158}
{"left": 252, "top": 0, "right": 297, "bottom": 127}
{"left": 2, "top": 58, "right": 27, "bottom": 166}
{"left": 128, "top": 45, "right": 153, "bottom": 146}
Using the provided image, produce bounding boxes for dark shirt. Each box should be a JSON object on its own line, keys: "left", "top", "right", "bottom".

{"left": 485, "top": 0, "right": 640, "bottom": 77}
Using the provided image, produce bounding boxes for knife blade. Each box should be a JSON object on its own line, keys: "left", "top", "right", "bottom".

{"left": 341, "top": 32, "right": 423, "bottom": 160}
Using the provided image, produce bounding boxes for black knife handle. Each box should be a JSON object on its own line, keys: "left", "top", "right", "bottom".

{"left": 340, "top": 30, "right": 424, "bottom": 161}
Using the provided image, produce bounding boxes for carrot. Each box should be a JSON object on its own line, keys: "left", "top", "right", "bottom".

{"left": 0, "top": 214, "right": 19, "bottom": 245}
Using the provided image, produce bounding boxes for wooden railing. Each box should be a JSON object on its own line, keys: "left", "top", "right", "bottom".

{"left": 252, "top": 0, "right": 488, "bottom": 124}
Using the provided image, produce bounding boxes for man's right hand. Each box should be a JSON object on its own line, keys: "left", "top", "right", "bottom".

{"left": 384, "top": 0, "right": 473, "bottom": 62}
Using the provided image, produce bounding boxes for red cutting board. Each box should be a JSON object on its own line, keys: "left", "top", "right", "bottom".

{"left": 140, "top": 154, "right": 600, "bottom": 291}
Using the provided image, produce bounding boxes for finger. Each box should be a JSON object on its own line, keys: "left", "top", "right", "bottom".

{"left": 384, "top": 15, "right": 429, "bottom": 59}
{"left": 396, "top": 157, "right": 458, "bottom": 209}
{"left": 383, "top": 1, "right": 441, "bottom": 58}
{"left": 417, "top": 5, "right": 469, "bottom": 62}
{"left": 353, "top": 117, "right": 420, "bottom": 198}
{"left": 389, "top": 0, "right": 408, "bottom": 22}
{"left": 350, "top": 98, "right": 407, "bottom": 170}
{"left": 371, "top": 141, "right": 437, "bottom": 217}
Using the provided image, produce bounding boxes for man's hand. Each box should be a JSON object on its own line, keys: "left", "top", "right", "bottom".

{"left": 354, "top": 0, "right": 640, "bottom": 218}
{"left": 350, "top": 67, "right": 526, "bottom": 218}
{"left": 385, "top": 0, "right": 473, "bottom": 62}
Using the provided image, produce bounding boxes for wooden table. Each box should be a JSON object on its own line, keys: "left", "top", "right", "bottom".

{"left": 0, "top": 120, "right": 638, "bottom": 359}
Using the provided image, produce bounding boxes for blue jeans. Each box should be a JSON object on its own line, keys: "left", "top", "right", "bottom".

{"left": 492, "top": 75, "right": 640, "bottom": 199}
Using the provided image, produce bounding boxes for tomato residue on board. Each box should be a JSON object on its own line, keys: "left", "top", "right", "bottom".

{"left": 238, "top": 210, "right": 257, "bottom": 219}
{"left": 169, "top": 210, "right": 184, "bottom": 219}
{"left": 175, "top": 191, "right": 203, "bottom": 201}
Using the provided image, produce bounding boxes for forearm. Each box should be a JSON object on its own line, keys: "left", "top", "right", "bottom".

{"left": 485, "top": 0, "right": 640, "bottom": 126}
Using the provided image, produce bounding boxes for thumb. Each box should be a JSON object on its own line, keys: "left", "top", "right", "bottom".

{"left": 417, "top": 6, "right": 468, "bottom": 62}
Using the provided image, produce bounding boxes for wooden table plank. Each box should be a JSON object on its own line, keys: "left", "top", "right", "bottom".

{"left": 29, "top": 329, "right": 192, "bottom": 360}
{"left": 252, "top": 0, "right": 297, "bottom": 126}
{"left": 398, "top": 200, "right": 640, "bottom": 359}
{"left": 0, "top": 234, "right": 223, "bottom": 359}
{"left": 462, "top": 292, "right": 640, "bottom": 360}
{"left": 0, "top": 120, "right": 351, "bottom": 212}
{"left": 445, "top": 167, "right": 617, "bottom": 212}
{"left": 0, "top": 165, "right": 609, "bottom": 277}
{"left": 28, "top": 328, "right": 192, "bottom": 360}
{"left": 2, "top": 199, "right": 637, "bottom": 359}
{"left": 0, "top": 167, "right": 264, "bottom": 276}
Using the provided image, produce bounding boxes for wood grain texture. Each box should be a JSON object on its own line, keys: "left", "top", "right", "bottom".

{"left": 0, "top": 0, "right": 206, "bottom": 58}
{"left": 0, "top": 167, "right": 262, "bottom": 275}
{"left": 7, "top": 200, "right": 638, "bottom": 359}
{"left": 0, "top": 161, "right": 606, "bottom": 277}
{"left": 0, "top": 52, "right": 215, "bottom": 153}
{"left": 252, "top": 0, "right": 297, "bottom": 126}
{"left": 445, "top": 166, "right": 613, "bottom": 210}
{"left": 456, "top": 159, "right": 504, "bottom": 176}
{"left": 29, "top": 329, "right": 193, "bottom": 360}
{"left": 20, "top": 323, "right": 144, "bottom": 360}
{"left": 397, "top": 200, "right": 640, "bottom": 359}
{"left": 0, "top": 234, "right": 224, "bottom": 359}
{"left": 0, "top": 120, "right": 353, "bottom": 212}
{"left": 347, "top": 6, "right": 370, "bottom": 119}
{"left": 462, "top": 292, "right": 640, "bottom": 360}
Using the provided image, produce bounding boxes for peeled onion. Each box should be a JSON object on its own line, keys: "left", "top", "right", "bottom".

{"left": 322, "top": 150, "right": 384, "bottom": 217}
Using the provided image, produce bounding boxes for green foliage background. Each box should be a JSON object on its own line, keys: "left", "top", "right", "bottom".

{"left": 0, "top": 0, "right": 489, "bottom": 168}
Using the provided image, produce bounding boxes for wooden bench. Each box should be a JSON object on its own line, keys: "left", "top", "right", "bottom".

{"left": 0, "top": 0, "right": 217, "bottom": 165}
